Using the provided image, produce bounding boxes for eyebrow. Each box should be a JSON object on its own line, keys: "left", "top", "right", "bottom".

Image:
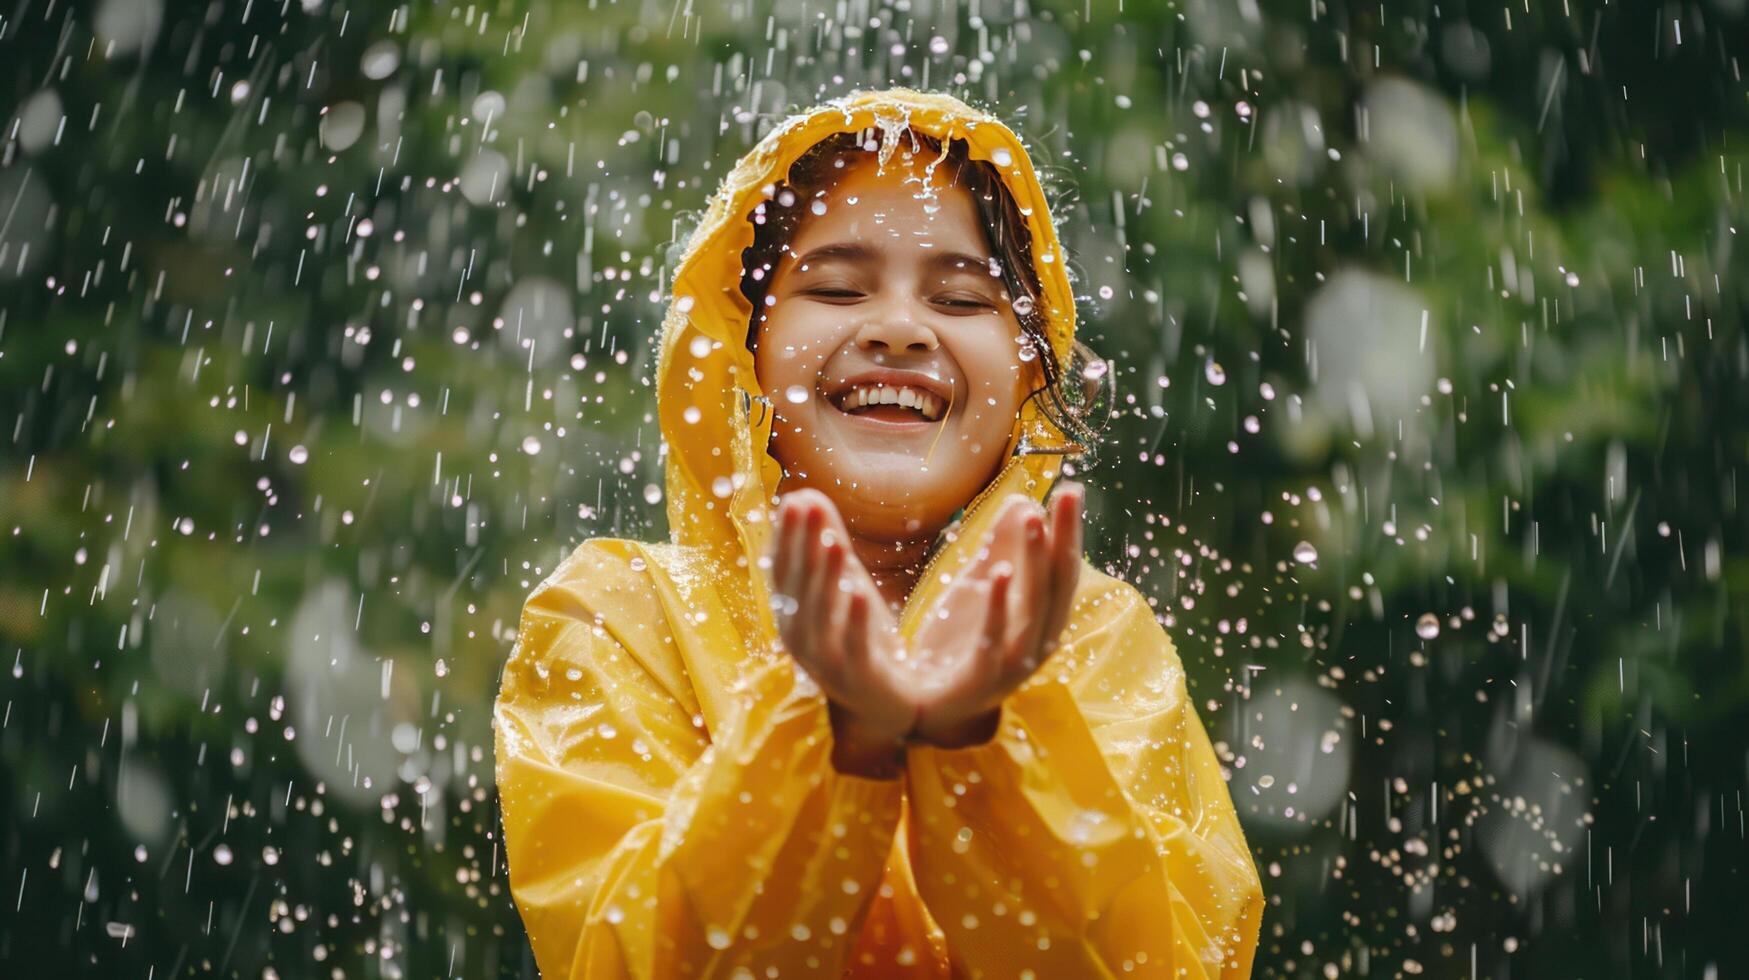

{"left": 791, "top": 241, "right": 994, "bottom": 273}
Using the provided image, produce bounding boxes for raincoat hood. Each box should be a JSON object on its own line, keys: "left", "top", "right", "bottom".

{"left": 655, "top": 86, "right": 1078, "bottom": 644}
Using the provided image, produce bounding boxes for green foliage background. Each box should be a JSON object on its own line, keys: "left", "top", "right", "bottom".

{"left": 1, "top": 0, "right": 1744, "bottom": 976}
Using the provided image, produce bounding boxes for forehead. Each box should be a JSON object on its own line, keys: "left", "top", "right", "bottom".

{"left": 787, "top": 152, "right": 988, "bottom": 256}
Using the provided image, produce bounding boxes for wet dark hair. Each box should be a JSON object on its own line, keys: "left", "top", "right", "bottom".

{"left": 738, "top": 126, "right": 1111, "bottom": 462}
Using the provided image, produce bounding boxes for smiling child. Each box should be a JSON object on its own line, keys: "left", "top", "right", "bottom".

{"left": 495, "top": 87, "right": 1264, "bottom": 978}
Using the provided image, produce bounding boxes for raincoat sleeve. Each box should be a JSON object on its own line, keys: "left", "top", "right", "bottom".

{"left": 903, "top": 569, "right": 1265, "bottom": 978}
{"left": 494, "top": 541, "right": 905, "bottom": 979}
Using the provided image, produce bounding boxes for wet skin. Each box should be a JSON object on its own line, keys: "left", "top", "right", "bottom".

{"left": 752, "top": 149, "right": 1084, "bottom": 774}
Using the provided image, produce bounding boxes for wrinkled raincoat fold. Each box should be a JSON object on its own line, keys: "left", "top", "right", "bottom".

{"left": 494, "top": 87, "right": 1265, "bottom": 978}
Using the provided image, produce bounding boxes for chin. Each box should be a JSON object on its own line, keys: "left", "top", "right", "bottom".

{"left": 811, "top": 463, "right": 981, "bottom": 541}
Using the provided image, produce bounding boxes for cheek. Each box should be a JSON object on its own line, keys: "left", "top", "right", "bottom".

{"left": 956, "top": 338, "right": 1028, "bottom": 416}
{"left": 754, "top": 309, "right": 831, "bottom": 390}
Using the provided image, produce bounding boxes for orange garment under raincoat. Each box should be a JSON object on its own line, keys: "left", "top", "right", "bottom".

{"left": 494, "top": 87, "right": 1265, "bottom": 978}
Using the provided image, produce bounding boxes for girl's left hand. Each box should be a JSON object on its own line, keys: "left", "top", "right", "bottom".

{"left": 908, "top": 483, "right": 1084, "bottom": 748}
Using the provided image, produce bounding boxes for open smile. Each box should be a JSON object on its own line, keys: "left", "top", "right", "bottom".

{"left": 830, "top": 382, "right": 946, "bottom": 423}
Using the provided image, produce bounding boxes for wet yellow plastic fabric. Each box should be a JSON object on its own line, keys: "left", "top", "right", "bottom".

{"left": 494, "top": 87, "right": 1264, "bottom": 978}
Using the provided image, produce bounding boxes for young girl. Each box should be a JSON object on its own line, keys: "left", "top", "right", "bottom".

{"left": 495, "top": 87, "right": 1264, "bottom": 978}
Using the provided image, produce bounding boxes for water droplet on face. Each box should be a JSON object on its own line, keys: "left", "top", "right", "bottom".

{"left": 1292, "top": 541, "right": 1319, "bottom": 564}
{"left": 1204, "top": 360, "right": 1227, "bottom": 386}
{"left": 784, "top": 384, "right": 810, "bottom": 404}
{"left": 288, "top": 445, "right": 309, "bottom": 465}
{"left": 1415, "top": 612, "right": 1441, "bottom": 640}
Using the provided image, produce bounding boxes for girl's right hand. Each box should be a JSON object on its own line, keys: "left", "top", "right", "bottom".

{"left": 768, "top": 490, "right": 919, "bottom": 762}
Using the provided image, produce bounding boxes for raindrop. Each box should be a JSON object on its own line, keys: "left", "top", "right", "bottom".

{"left": 1204, "top": 360, "right": 1228, "bottom": 386}
{"left": 1415, "top": 613, "right": 1441, "bottom": 640}
{"left": 520, "top": 435, "right": 542, "bottom": 456}
{"left": 360, "top": 41, "right": 401, "bottom": 80}
{"left": 643, "top": 484, "right": 663, "bottom": 505}
{"left": 1292, "top": 541, "right": 1319, "bottom": 564}
{"left": 318, "top": 102, "right": 366, "bottom": 152}
{"left": 14, "top": 90, "right": 62, "bottom": 154}
{"left": 213, "top": 844, "right": 233, "bottom": 866}
{"left": 1011, "top": 296, "right": 1036, "bottom": 316}
{"left": 93, "top": 0, "right": 163, "bottom": 55}
{"left": 288, "top": 445, "right": 309, "bottom": 465}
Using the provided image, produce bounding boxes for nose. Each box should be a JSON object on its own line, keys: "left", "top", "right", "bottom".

{"left": 852, "top": 303, "right": 940, "bottom": 354}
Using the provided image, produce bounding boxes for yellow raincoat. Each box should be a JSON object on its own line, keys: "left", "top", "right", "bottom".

{"left": 494, "top": 87, "right": 1264, "bottom": 978}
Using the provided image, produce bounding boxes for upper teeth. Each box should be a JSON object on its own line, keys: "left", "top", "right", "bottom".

{"left": 842, "top": 384, "right": 945, "bottom": 421}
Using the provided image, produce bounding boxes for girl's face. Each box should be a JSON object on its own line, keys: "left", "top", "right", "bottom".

{"left": 754, "top": 153, "right": 1035, "bottom": 542}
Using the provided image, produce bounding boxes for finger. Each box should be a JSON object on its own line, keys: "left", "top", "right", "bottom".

{"left": 968, "top": 496, "right": 1029, "bottom": 578}
{"left": 820, "top": 535, "right": 849, "bottom": 680}
{"left": 1011, "top": 506, "right": 1051, "bottom": 652}
{"left": 772, "top": 501, "right": 803, "bottom": 642}
{"left": 776, "top": 497, "right": 805, "bottom": 602}
{"left": 844, "top": 589, "right": 870, "bottom": 673}
{"left": 818, "top": 493, "right": 883, "bottom": 602}
{"left": 1036, "top": 485, "right": 1085, "bottom": 660}
{"left": 798, "top": 504, "right": 830, "bottom": 649}
{"left": 983, "top": 562, "right": 1012, "bottom": 659}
